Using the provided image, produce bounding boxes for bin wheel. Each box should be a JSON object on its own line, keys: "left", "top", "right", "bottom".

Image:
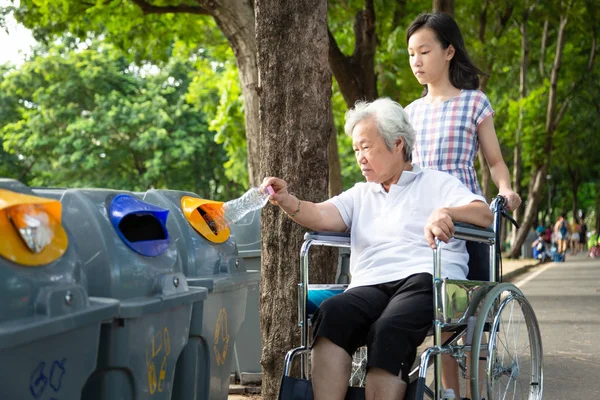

{"left": 469, "top": 283, "right": 543, "bottom": 400}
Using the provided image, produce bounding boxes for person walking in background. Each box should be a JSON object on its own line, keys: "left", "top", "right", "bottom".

{"left": 404, "top": 12, "right": 521, "bottom": 399}
{"left": 579, "top": 219, "right": 588, "bottom": 253}
{"left": 554, "top": 214, "right": 570, "bottom": 255}
{"left": 570, "top": 218, "right": 581, "bottom": 255}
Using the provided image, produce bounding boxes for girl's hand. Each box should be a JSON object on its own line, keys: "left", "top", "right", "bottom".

{"left": 499, "top": 188, "right": 521, "bottom": 212}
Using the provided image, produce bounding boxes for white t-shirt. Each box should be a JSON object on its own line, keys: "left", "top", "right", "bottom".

{"left": 327, "top": 164, "right": 487, "bottom": 289}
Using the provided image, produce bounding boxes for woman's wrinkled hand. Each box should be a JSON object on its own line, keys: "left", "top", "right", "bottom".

{"left": 260, "top": 177, "right": 289, "bottom": 205}
{"left": 424, "top": 208, "right": 454, "bottom": 249}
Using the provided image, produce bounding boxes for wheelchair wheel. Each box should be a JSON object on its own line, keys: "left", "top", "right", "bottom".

{"left": 350, "top": 346, "right": 368, "bottom": 387}
{"left": 470, "top": 283, "right": 543, "bottom": 400}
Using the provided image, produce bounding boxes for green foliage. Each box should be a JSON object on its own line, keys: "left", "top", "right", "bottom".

{"left": 0, "top": 41, "right": 242, "bottom": 200}
{"left": 2, "top": 0, "right": 598, "bottom": 215}
{"left": 187, "top": 49, "right": 248, "bottom": 186}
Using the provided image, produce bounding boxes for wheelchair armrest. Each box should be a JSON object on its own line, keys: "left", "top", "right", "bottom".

{"left": 303, "top": 231, "right": 351, "bottom": 248}
{"left": 453, "top": 222, "right": 495, "bottom": 243}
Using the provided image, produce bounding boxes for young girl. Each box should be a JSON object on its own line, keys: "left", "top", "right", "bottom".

{"left": 404, "top": 12, "right": 522, "bottom": 399}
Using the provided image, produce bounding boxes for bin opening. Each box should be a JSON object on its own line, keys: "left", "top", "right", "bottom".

{"left": 196, "top": 207, "right": 223, "bottom": 235}
{"left": 118, "top": 213, "right": 168, "bottom": 242}
{"left": 180, "top": 196, "right": 230, "bottom": 244}
{"left": 109, "top": 194, "right": 171, "bottom": 257}
{"left": 0, "top": 189, "right": 68, "bottom": 266}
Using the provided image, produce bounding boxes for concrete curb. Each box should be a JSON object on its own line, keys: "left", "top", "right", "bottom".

{"left": 502, "top": 261, "right": 541, "bottom": 282}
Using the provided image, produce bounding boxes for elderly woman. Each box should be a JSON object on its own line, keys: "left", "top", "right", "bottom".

{"left": 262, "top": 98, "right": 492, "bottom": 400}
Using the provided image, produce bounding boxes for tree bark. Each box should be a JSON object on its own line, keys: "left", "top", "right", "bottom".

{"left": 433, "top": 0, "right": 454, "bottom": 15}
{"left": 539, "top": 18, "right": 549, "bottom": 77}
{"left": 255, "top": 1, "right": 336, "bottom": 398}
{"left": 509, "top": 12, "right": 569, "bottom": 259}
{"left": 204, "top": 0, "right": 261, "bottom": 186}
{"left": 328, "top": 0, "right": 378, "bottom": 107}
{"left": 596, "top": 181, "right": 600, "bottom": 233}
{"left": 511, "top": 9, "right": 529, "bottom": 245}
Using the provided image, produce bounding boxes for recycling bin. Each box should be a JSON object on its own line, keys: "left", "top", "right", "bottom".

{"left": 0, "top": 179, "right": 119, "bottom": 400}
{"left": 139, "top": 189, "right": 260, "bottom": 400}
{"left": 33, "top": 188, "right": 207, "bottom": 400}
{"left": 228, "top": 209, "right": 263, "bottom": 380}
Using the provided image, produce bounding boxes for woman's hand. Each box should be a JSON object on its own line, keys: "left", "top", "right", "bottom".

{"left": 498, "top": 188, "right": 521, "bottom": 212}
{"left": 260, "top": 177, "right": 290, "bottom": 205}
{"left": 424, "top": 208, "right": 454, "bottom": 249}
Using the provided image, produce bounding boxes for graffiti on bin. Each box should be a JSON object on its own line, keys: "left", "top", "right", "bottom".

{"left": 29, "top": 358, "right": 66, "bottom": 399}
{"left": 213, "top": 308, "right": 230, "bottom": 366}
{"left": 146, "top": 327, "right": 171, "bottom": 395}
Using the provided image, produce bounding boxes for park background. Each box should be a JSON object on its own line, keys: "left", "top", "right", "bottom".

{"left": 1, "top": 0, "right": 598, "bottom": 397}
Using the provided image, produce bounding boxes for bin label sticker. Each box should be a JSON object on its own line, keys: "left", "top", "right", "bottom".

{"left": 146, "top": 327, "right": 171, "bottom": 395}
{"left": 29, "top": 358, "right": 66, "bottom": 399}
{"left": 213, "top": 308, "right": 230, "bottom": 366}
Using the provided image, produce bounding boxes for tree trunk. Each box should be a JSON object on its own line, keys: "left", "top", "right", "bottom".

{"left": 596, "top": 181, "right": 600, "bottom": 233}
{"left": 511, "top": 10, "right": 529, "bottom": 245}
{"left": 206, "top": 0, "right": 261, "bottom": 186}
{"left": 255, "top": 1, "right": 336, "bottom": 398}
{"left": 433, "top": 0, "right": 454, "bottom": 15}
{"left": 539, "top": 18, "right": 549, "bottom": 77}
{"left": 328, "top": 0, "right": 378, "bottom": 106}
{"left": 509, "top": 12, "right": 569, "bottom": 259}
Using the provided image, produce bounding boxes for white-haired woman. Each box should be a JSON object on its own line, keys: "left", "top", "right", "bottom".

{"left": 262, "top": 98, "right": 492, "bottom": 400}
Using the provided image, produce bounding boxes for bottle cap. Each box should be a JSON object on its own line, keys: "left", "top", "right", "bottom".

{"left": 265, "top": 185, "right": 274, "bottom": 195}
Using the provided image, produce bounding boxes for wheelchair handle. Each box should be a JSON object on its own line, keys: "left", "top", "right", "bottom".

{"left": 491, "top": 195, "right": 520, "bottom": 229}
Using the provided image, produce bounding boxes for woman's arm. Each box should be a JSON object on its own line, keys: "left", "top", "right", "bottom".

{"left": 478, "top": 116, "right": 522, "bottom": 211}
{"left": 424, "top": 200, "right": 493, "bottom": 248}
{"left": 261, "top": 177, "right": 347, "bottom": 232}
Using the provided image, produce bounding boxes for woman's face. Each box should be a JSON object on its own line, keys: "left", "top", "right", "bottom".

{"left": 407, "top": 27, "right": 454, "bottom": 87}
{"left": 352, "top": 118, "right": 405, "bottom": 188}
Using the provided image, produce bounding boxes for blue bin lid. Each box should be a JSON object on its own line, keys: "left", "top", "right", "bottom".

{"left": 109, "top": 194, "right": 170, "bottom": 256}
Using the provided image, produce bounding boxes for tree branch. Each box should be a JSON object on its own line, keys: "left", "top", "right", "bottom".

{"left": 478, "top": 0, "right": 489, "bottom": 42}
{"left": 130, "top": 0, "right": 210, "bottom": 15}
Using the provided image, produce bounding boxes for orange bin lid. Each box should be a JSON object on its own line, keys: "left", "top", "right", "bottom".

{"left": 0, "top": 189, "right": 68, "bottom": 266}
{"left": 180, "top": 196, "right": 230, "bottom": 244}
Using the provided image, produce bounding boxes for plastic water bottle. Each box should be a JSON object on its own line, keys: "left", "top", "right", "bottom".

{"left": 442, "top": 388, "right": 456, "bottom": 399}
{"left": 221, "top": 185, "right": 274, "bottom": 225}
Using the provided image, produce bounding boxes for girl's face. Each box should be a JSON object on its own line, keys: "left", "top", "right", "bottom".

{"left": 407, "top": 27, "right": 455, "bottom": 87}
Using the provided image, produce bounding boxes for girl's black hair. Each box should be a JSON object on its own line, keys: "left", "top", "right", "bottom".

{"left": 406, "top": 12, "right": 486, "bottom": 96}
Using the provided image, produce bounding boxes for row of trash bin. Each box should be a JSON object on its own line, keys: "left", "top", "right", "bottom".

{"left": 0, "top": 178, "right": 262, "bottom": 400}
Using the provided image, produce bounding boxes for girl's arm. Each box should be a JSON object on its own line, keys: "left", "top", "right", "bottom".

{"left": 477, "top": 116, "right": 522, "bottom": 211}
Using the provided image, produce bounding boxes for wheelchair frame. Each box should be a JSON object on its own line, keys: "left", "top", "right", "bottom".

{"left": 282, "top": 197, "right": 543, "bottom": 400}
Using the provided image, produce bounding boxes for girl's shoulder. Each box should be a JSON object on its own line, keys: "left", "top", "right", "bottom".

{"left": 404, "top": 97, "right": 423, "bottom": 112}
{"left": 460, "top": 89, "right": 490, "bottom": 103}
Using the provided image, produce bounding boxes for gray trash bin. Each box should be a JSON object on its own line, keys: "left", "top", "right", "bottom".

{"left": 228, "top": 209, "right": 262, "bottom": 380}
{"left": 34, "top": 188, "right": 207, "bottom": 400}
{"left": 139, "top": 189, "right": 260, "bottom": 400}
{"left": 0, "top": 180, "right": 119, "bottom": 400}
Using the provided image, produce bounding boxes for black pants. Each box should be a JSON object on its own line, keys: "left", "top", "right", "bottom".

{"left": 311, "top": 273, "right": 433, "bottom": 383}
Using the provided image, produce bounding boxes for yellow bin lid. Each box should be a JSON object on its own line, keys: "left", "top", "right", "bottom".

{"left": 0, "top": 189, "right": 68, "bottom": 266}
{"left": 181, "top": 196, "right": 230, "bottom": 244}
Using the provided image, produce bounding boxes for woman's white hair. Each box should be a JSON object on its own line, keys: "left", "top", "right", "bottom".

{"left": 344, "top": 98, "right": 415, "bottom": 161}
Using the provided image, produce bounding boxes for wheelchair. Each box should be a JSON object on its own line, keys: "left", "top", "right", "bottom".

{"left": 280, "top": 197, "right": 543, "bottom": 400}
